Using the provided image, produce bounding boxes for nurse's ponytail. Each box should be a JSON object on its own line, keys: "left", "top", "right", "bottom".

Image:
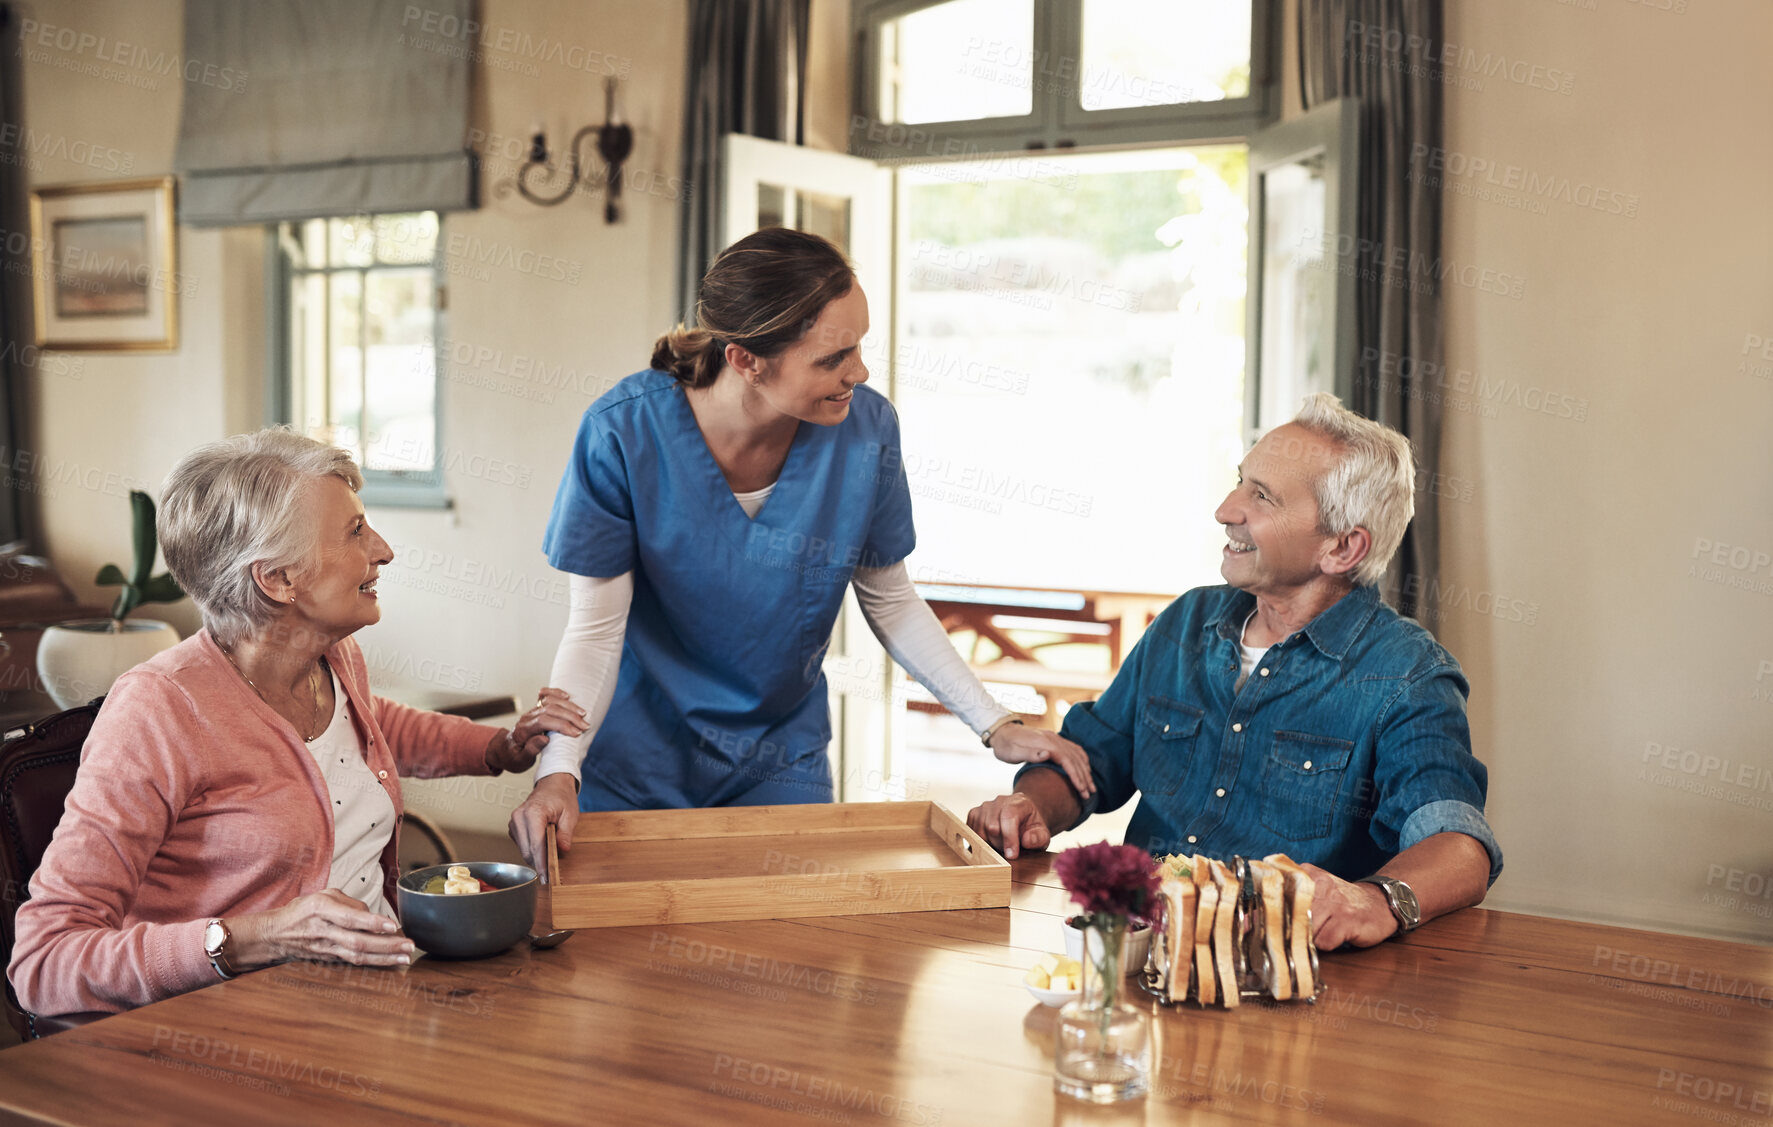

{"left": 651, "top": 325, "right": 724, "bottom": 389}
{"left": 653, "top": 228, "right": 854, "bottom": 390}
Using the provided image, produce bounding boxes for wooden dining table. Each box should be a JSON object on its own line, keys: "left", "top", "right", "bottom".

{"left": 1, "top": 853, "right": 1769, "bottom": 1126}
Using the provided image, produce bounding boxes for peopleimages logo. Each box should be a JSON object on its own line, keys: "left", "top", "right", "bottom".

{"left": 17, "top": 18, "right": 248, "bottom": 92}
{"left": 1344, "top": 21, "right": 1575, "bottom": 96}
{"left": 1407, "top": 144, "right": 1638, "bottom": 218}
{"left": 1300, "top": 227, "right": 1526, "bottom": 300}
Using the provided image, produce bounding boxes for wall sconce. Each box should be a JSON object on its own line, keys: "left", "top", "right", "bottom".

{"left": 506, "top": 77, "right": 634, "bottom": 222}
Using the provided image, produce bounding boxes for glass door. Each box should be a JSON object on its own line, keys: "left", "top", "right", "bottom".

{"left": 1245, "top": 98, "right": 1361, "bottom": 441}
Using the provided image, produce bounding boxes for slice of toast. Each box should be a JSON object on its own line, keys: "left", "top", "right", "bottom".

{"left": 1265, "top": 853, "right": 1317, "bottom": 998}
{"left": 1155, "top": 877, "right": 1192, "bottom": 999}
{"left": 1248, "top": 860, "right": 1291, "bottom": 999}
{"left": 1208, "top": 860, "right": 1240, "bottom": 1008}
{"left": 1190, "top": 854, "right": 1212, "bottom": 893}
{"left": 1194, "top": 880, "right": 1219, "bottom": 1005}
{"left": 1172, "top": 877, "right": 1198, "bottom": 1001}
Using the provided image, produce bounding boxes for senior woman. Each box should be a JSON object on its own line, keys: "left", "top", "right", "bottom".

{"left": 7, "top": 431, "right": 585, "bottom": 1017}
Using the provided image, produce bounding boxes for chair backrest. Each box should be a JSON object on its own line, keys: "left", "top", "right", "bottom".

{"left": 1, "top": 698, "right": 101, "bottom": 1038}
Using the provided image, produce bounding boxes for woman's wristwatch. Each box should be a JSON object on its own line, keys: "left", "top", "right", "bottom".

{"left": 981, "top": 715, "right": 1023, "bottom": 748}
{"left": 203, "top": 917, "right": 238, "bottom": 980}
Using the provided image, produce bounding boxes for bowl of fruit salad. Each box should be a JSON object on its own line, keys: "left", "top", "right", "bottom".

{"left": 396, "top": 861, "right": 537, "bottom": 958}
{"left": 1023, "top": 953, "right": 1086, "bottom": 1007}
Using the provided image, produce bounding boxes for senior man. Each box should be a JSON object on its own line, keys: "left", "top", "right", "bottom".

{"left": 967, "top": 394, "right": 1501, "bottom": 949}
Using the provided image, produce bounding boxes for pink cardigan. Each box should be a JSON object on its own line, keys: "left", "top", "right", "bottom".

{"left": 8, "top": 630, "right": 502, "bottom": 1016}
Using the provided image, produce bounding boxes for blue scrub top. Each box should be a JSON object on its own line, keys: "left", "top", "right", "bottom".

{"left": 543, "top": 369, "right": 915, "bottom": 810}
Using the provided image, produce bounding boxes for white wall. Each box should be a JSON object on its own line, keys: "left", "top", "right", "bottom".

{"left": 366, "top": 0, "right": 692, "bottom": 831}
{"left": 1432, "top": 0, "right": 1773, "bottom": 943}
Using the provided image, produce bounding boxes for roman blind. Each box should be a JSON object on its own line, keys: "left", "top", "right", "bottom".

{"left": 175, "top": 0, "right": 476, "bottom": 226}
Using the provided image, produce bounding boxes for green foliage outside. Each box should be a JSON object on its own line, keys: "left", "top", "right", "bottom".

{"left": 907, "top": 147, "right": 1247, "bottom": 262}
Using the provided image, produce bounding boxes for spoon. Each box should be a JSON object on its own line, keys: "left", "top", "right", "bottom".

{"left": 528, "top": 928, "right": 574, "bottom": 950}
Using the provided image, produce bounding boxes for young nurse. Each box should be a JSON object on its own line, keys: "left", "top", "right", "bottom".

{"left": 508, "top": 228, "right": 1093, "bottom": 869}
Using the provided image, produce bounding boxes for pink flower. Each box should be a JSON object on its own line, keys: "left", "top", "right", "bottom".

{"left": 1053, "top": 841, "right": 1161, "bottom": 925}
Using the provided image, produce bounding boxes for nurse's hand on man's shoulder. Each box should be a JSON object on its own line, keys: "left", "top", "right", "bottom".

{"left": 966, "top": 793, "right": 1051, "bottom": 861}
{"left": 986, "top": 724, "right": 1096, "bottom": 799}
{"left": 509, "top": 773, "right": 581, "bottom": 878}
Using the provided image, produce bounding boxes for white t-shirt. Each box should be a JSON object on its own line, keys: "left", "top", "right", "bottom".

{"left": 1236, "top": 608, "right": 1271, "bottom": 691}
{"left": 733, "top": 482, "right": 774, "bottom": 518}
{"left": 305, "top": 665, "right": 398, "bottom": 919}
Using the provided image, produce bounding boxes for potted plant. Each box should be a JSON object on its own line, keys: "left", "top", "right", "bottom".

{"left": 36, "top": 490, "right": 184, "bottom": 708}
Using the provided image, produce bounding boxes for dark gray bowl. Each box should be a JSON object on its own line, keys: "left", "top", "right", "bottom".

{"left": 397, "top": 861, "right": 537, "bottom": 959}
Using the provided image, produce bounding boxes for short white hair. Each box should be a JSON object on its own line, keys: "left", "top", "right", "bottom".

{"left": 1289, "top": 393, "right": 1415, "bottom": 587}
{"left": 160, "top": 429, "right": 364, "bottom": 645}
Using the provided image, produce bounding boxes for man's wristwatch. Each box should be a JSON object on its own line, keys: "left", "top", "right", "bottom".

{"left": 203, "top": 917, "right": 238, "bottom": 980}
{"left": 1355, "top": 875, "right": 1422, "bottom": 934}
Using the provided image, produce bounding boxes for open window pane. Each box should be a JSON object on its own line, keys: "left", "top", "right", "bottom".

{"left": 293, "top": 271, "right": 327, "bottom": 430}
{"left": 1079, "top": 0, "right": 1252, "bottom": 111}
{"left": 1255, "top": 160, "right": 1330, "bottom": 427}
{"left": 373, "top": 212, "right": 438, "bottom": 265}
{"left": 299, "top": 218, "right": 328, "bottom": 267}
{"left": 1246, "top": 99, "right": 1359, "bottom": 436}
{"left": 362, "top": 269, "right": 436, "bottom": 472}
{"left": 329, "top": 216, "right": 375, "bottom": 268}
{"left": 795, "top": 189, "right": 851, "bottom": 253}
{"left": 878, "top": 0, "right": 1034, "bottom": 125}
{"left": 327, "top": 271, "right": 364, "bottom": 458}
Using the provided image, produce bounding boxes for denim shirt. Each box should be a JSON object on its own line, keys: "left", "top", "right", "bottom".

{"left": 1019, "top": 584, "right": 1503, "bottom": 884}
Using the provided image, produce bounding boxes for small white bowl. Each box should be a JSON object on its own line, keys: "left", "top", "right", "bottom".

{"left": 1062, "top": 921, "right": 1153, "bottom": 978}
{"left": 1024, "top": 980, "right": 1081, "bottom": 1008}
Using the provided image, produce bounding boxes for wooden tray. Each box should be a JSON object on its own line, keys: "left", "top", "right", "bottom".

{"left": 546, "top": 801, "right": 1009, "bottom": 929}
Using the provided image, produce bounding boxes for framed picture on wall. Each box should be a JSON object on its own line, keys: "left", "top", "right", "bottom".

{"left": 29, "top": 176, "right": 178, "bottom": 351}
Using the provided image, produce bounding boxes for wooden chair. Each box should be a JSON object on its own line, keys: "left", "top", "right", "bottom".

{"left": 0, "top": 698, "right": 109, "bottom": 1040}
{"left": 397, "top": 810, "right": 458, "bottom": 874}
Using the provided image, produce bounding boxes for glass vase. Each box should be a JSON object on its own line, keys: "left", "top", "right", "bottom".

{"left": 1053, "top": 917, "right": 1151, "bottom": 1103}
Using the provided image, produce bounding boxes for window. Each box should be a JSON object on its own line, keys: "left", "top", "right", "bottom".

{"left": 1076, "top": 0, "right": 1252, "bottom": 111}
{"left": 876, "top": 0, "right": 1037, "bottom": 125}
{"left": 269, "top": 212, "right": 448, "bottom": 508}
{"left": 854, "top": 0, "right": 1273, "bottom": 158}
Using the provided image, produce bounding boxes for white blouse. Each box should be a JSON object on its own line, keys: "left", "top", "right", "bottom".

{"left": 305, "top": 664, "right": 398, "bottom": 919}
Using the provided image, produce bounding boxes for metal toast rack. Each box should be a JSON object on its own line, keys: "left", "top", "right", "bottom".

{"left": 1141, "top": 855, "right": 1323, "bottom": 1007}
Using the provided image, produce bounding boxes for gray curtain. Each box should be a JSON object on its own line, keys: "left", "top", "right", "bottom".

{"left": 175, "top": 0, "right": 476, "bottom": 226}
{"left": 1299, "top": 0, "right": 1443, "bottom": 620}
{"left": 0, "top": 5, "right": 29, "bottom": 546}
{"left": 675, "top": 0, "right": 812, "bottom": 320}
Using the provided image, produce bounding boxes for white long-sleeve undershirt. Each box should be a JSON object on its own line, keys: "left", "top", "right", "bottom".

{"left": 533, "top": 552, "right": 1013, "bottom": 786}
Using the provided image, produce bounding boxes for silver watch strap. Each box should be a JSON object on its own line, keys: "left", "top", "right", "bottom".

{"left": 1357, "top": 875, "right": 1420, "bottom": 933}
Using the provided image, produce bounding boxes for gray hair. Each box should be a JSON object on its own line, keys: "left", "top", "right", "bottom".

{"left": 1290, "top": 393, "right": 1415, "bottom": 587}
{"left": 160, "top": 429, "right": 364, "bottom": 645}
